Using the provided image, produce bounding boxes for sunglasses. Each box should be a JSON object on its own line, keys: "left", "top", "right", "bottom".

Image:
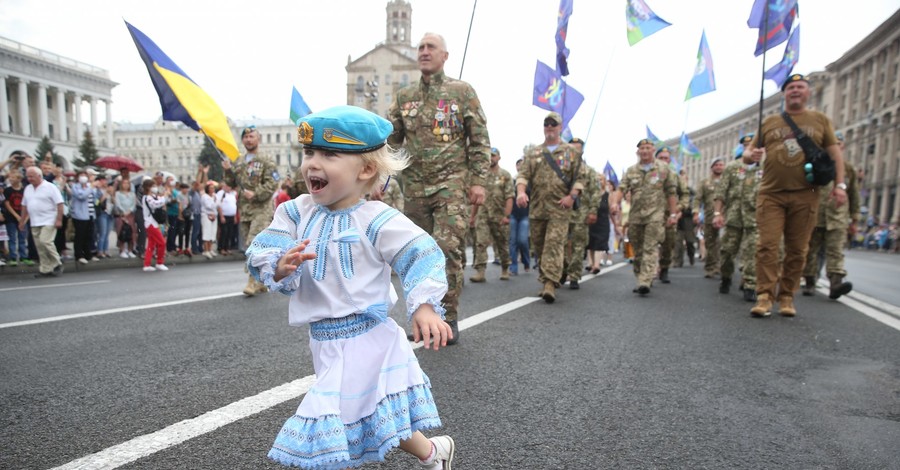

{"left": 543, "top": 120, "right": 560, "bottom": 127}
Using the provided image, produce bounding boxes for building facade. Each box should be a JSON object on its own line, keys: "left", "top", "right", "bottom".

{"left": 345, "top": 0, "right": 420, "bottom": 118}
{"left": 1, "top": 35, "right": 117, "bottom": 165}
{"left": 667, "top": 9, "right": 900, "bottom": 224}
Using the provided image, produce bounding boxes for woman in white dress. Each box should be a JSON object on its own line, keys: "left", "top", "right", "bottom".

{"left": 246, "top": 106, "right": 455, "bottom": 470}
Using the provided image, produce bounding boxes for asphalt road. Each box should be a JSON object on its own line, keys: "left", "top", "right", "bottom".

{"left": 1, "top": 251, "right": 898, "bottom": 470}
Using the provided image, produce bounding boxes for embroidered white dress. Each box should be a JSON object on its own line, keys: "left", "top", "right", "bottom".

{"left": 246, "top": 195, "right": 448, "bottom": 469}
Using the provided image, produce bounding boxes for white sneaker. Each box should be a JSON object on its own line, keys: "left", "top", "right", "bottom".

{"left": 203, "top": 251, "right": 213, "bottom": 259}
{"left": 143, "top": 266, "right": 156, "bottom": 272}
{"left": 120, "top": 252, "right": 129, "bottom": 259}
{"left": 155, "top": 264, "right": 169, "bottom": 271}
{"left": 128, "top": 252, "right": 137, "bottom": 258}
{"left": 78, "top": 258, "right": 89, "bottom": 264}
{"left": 606, "top": 259, "right": 614, "bottom": 266}
{"left": 90, "top": 257, "right": 100, "bottom": 262}
{"left": 420, "top": 436, "right": 454, "bottom": 470}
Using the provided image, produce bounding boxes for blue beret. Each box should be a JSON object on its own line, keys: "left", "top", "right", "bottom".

{"left": 297, "top": 105, "right": 393, "bottom": 154}
{"left": 655, "top": 146, "right": 671, "bottom": 157}
{"left": 739, "top": 133, "right": 754, "bottom": 145}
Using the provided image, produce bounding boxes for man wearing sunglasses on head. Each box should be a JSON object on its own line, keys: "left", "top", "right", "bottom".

{"left": 222, "top": 125, "right": 281, "bottom": 296}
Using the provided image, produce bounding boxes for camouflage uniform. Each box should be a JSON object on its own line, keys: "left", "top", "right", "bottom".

{"left": 658, "top": 174, "right": 690, "bottom": 272}
{"left": 803, "top": 161, "right": 860, "bottom": 288}
{"left": 288, "top": 169, "right": 309, "bottom": 198}
{"left": 379, "top": 176, "right": 405, "bottom": 212}
{"left": 472, "top": 166, "right": 513, "bottom": 273}
{"left": 565, "top": 165, "right": 600, "bottom": 281}
{"left": 693, "top": 176, "right": 722, "bottom": 276}
{"left": 516, "top": 142, "right": 584, "bottom": 288}
{"left": 224, "top": 152, "right": 279, "bottom": 292}
{"left": 619, "top": 160, "right": 678, "bottom": 289}
{"left": 673, "top": 184, "right": 697, "bottom": 267}
{"left": 715, "top": 160, "right": 762, "bottom": 290}
{"left": 387, "top": 70, "right": 491, "bottom": 323}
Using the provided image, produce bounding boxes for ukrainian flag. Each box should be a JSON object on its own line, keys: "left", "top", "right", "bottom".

{"left": 125, "top": 21, "right": 239, "bottom": 160}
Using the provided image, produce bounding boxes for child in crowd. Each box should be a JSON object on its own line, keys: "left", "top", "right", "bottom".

{"left": 141, "top": 178, "right": 168, "bottom": 271}
{"left": 246, "top": 106, "right": 454, "bottom": 469}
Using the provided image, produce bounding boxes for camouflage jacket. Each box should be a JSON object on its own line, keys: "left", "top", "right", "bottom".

{"left": 516, "top": 142, "right": 585, "bottom": 220}
{"left": 483, "top": 166, "right": 514, "bottom": 219}
{"left": 387, "top": 70, "right": 491, "bottom": 198}
{"left": 572, "top": 165, "right": 600, "bottom": 224}
{"left": 619, "top": 160, "right": 677, "bottom": 225}
{"left": 692, "top": 176, "right": 721, "bottom": 222}
{"left": 380, "top": 176, "right": 405, "bottom": 213}
{"left": 665, "top": 174, "right": 690, "bottom": 219}
{"left": 715, "top": 160, "right": 762, "bottom": 229}
{"left": 223, "top": 152, "right": 279, "bottom": 217}
{"left": 816, "top": 161, "right": 861, "bottom": 230}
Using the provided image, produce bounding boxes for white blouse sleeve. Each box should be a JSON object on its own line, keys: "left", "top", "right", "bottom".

{"left": 245, "top": 198, "right": 305, "bottom": 295}
{"left": 367, "top": 206, "right": 449, "bottom": 322}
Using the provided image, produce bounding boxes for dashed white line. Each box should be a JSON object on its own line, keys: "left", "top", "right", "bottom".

{"left": 0, "top": 279, "right": 111, "bottom": 292}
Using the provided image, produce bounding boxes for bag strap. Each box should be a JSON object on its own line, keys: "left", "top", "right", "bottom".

{"left": 780, "top": 112, "right": 809, "bottom": 142}
{"left": 542, "top": 148, "right": 580, "bottom": 192}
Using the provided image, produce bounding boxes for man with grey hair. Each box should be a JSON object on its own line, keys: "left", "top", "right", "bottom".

{"left": 20, "top": 166, "right": 64, "bottom": 277}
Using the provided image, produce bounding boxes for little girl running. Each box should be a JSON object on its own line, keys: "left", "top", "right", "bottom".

{"left": 246, "top": 105, "right": 455, "bottom": 469}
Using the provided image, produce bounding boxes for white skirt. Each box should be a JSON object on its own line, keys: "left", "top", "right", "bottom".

{"left": 201, "top": 216, "right": 217, "bottom": 242}
{"left": 268, "top": 314, "right": 441, "bottom": 469}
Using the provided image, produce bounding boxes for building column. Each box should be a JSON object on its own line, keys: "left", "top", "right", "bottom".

{"left": 74, "top": 94, "right": 83, "bottom": 143}
{"left": 867, "top": 188, "right": 878, "bottom": 219}
{"left": 90, "top": 96, "right": 98, "bottom": 140}
{"left": 0, "top": 75, "right": 9, "bottom": 133}
{"left": 37, "top": 83, "right": 49, "bottom": 138}
{"left": 105, "top": 99, "right": 113, "bottom": 148}
{"left": 56, "top": 89, "right": 67, "bottom": 141}
{"left": 17, "top": 79, "right": 29, "bottom": 136}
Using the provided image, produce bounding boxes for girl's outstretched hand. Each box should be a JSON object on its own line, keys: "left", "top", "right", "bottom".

{"left": 274, "top": 239, "right": 316, "bottom": 282}
{"left": 409, "top": 305, "right": 452, "bottom": 351}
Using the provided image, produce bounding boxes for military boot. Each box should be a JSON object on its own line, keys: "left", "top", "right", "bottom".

{"left": 243, "top": 276, "right": 257, "bottom": 296}
{"left": 750, "top": 293, "right": 772, "bottom": 317}
{"left": 541, "top": 281, "right": 557, "bottom": 303}
{"left": 254, "top": 279, "right": 269, "bottom": 294}
{"left": 777, "top": 296, "right": 797, "bottom": 317}
{"left": 659, "top": 269, "right": 670, "bottom": 284}
{"left": 499, "top": 266, "right": 510, "bottom": 281}
{"left": 802, "top": 276, "right": 816, "bottom": 296}
{"left": 469, "top": 269, "right": 486, "bottom": 283}
{"left": 828, "top": 274, "right": 853, "bottom": 300}
{"left": 743, "top": 288, "right": 757, "bottom": 302}
{"left": 719, "top": 278, "right": 731, "bottom": 294}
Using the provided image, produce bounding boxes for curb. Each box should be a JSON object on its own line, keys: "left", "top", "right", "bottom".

{"left": 0, "top": 252, "right": 246, "bottom": 278}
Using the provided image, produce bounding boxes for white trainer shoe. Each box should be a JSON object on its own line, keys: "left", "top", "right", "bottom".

{"left": 143, "top": 266, "right": 156, "bottom": 272}
{"left": 120, "top": 252, "right": 129, "bottom": 259}
{"left": 420, "top": 436, "right": 454, "bottom": 470}
{"left": 155, "top": 264, "right": 169, "bottom": 271}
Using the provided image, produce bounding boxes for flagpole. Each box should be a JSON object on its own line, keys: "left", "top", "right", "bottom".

{"left": 757, "top": 1, "right": 770, "bottom": 138}
{"left": 680, "top": 101, "right": 692, "bottom": 162}
{"left": 458, "top": 0, "right": 478, "bottom": 79}
{"left": 583, "top": 42, "right": 619, "bottom": 149}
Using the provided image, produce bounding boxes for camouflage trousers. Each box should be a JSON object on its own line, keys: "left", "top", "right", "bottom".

{"left": 673, "top": 226, "right": 697, "bottom": 267}
{"left": 472, "top": 212, "right": 510, "bottom": 270}
{"left": 531, "top": 217, "right": 569, "bottom": 287}
{"left": 630, "top": 222, "right": 665, "bottom": 288}
{"left": 703, "top": 222, "right": 721, "bottom": 276}
{"left": 720, "top": 225, "right": 758, "bottom": 289}
{"left": 405, "top": 189, "right": 469, "bottom": 322}
{"left": 803, "top": 227, "right": 847, "bottom": 279}
{"left": 240, "top": 211, "right": 275, "bottom": 276}
{"left": 565, "top": 222, "right": 589, "bottom": 280}
{"left": 658, "top": 225, "right": 676, "bottom": 270}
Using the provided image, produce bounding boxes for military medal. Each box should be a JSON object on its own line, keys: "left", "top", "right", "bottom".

{"left": 409, "top": 108, "right": 417, "bottom": 117}
{"left": 738, "top": 168, "right": 746, "bottom": 180}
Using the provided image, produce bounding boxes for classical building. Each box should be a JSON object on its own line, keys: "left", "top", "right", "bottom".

{"left": 1, "top": 35, "right": 117, "bottom": 165}
{"left": 345, "top": 0, "right": 420, "bottom": 118}
{"left": 667, "top": 9, "right": 900, "bottom": 224}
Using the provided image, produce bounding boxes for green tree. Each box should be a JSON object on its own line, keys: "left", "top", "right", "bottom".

{"left": 197, "top": 137, "right": 224, "bottom": 182}
{"left": 34, "top": 135, "right": 67, "bottom": 168}
{"left": 73, "top": 130, "right": 100, "bottom": 169}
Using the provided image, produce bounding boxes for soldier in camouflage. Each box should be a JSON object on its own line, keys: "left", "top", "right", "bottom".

{"left": 563, "top": 138, "right": 598, "bottom": 290}
{"left": 222, "top": 125, "right": 280, "bottom": 296}
{"left": 385, "top": 32, "right": 491, "bottom": 345}
{"left": 654, "top": 147, "right": 689, "bottom": 284}
{"left": 802, "top": 131, "right": 860, "bottom": 300}
{"left": 673, "top": 169, "right": 697, "bottom": 268}
{"left": 693, "top": 157, "right": 725, "bottom": 278}
{"left": 378, "top": 176, "right": 405, "bottom": 212}
{"left": 470, "top": 147, "right": 514, "bottom": 282}
{"left": 713, "top": 135, "right": 762, "bottom": 302}
{"left": 516, "top": 112, "right": 584, "bottom": 303}
{"left": 610, "top": 139, "right": 678, "bottom": 295}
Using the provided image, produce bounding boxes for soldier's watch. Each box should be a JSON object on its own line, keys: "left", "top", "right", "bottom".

{"left": 836, "top": 183, "right": 848, "bottom": 191}
{"left": 714, "top": 211, "right": 721, "bottom": 216}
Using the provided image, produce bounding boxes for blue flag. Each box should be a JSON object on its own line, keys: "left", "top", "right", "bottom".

{"left": 685, "top": 30, "right": 716, "bottom": 101}
{"left": 679, "top": 132, "right": 701, "bottom": 159}
{"left": 764, "top": 24, "right": 800, "bottom": 89}
{"left": 556, "top": 0, "right": 573, "bottom": 76}
{"left": 533, "top": 60, "right": 584, "bottom": 129}
{"left": 646, "top": 125, "right": 664, "bottom": 147}
{"left": 603, "top": 161, "right": 619, "bottom": 187}
{"left": 747, "top": 0, "right": 798, "bottom": 56}
{"left": 626, "top": 0, "right": 672, "bottom": 46}
{"left": 289, "top": 86, "right": 312, "bottom": 124}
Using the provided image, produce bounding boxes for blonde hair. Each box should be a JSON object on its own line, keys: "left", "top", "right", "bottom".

{"left": 358, "top": 144, "right": 409, "bottom": 192}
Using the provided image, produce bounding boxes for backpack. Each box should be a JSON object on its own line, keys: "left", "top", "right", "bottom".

{"left": 118, "top": 222, "right": 133, "bottom": 241}
{"left": 144, "top": 196, "right": 167, "bottom": 224}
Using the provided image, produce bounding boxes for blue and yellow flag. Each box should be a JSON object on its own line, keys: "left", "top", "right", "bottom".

{"left": 626, "top": 0, "right": 671, "bottom": 46}
{"left": 764, "top": 24, "right": 800, "bottom": 89}
{"left": 125, "top": 21, "right": 239, "bottom": 160}
{"left": 685, "top": 30, "right": 716, "bottom": 101}
{"left": 290, "top": 87, "right": 312, "bottom": 125}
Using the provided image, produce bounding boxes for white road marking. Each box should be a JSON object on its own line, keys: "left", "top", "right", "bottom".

{"left": 0, "top": 279, "right": 110, "bottom": 292}
{"left": 215, "top": 268, "right": 246, "bottom": 273}
{"left": 50, "top": 263, "right": 627, "bottom": 469}
{"left": 815, "top": 284, "right": 900, "bottom": 330}
{"left": 0, "top": 293, "right": 245, "bottom": 330}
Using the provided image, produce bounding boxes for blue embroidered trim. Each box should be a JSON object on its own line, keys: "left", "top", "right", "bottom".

{"left": 302, "top": 208, "right": 324, "bottom": 242}
{"left": 261, "top": 251, "right": 303, "bottom": 295}
{"left": 246, "top": 227, "right": 298, "bottom": 284}
{"left": 309, "top": 313, "right": 378, "bottom": 341}
{"left": 284, "top": 199, "right": 302, "bottom": 226}
{"left": 313, "top": 214, "right": 334, "bottom": 281}
{"left": 390, "top": 234, "right": 448, "bottom": 322}
{"left": 338, "top": 213, "right": 353, "bottom": 279}
{"left": 267, "top": 383, "right": 441, "bottom": 470}
{"left": 365, "top": 208, "right": 400, "bottom": 246}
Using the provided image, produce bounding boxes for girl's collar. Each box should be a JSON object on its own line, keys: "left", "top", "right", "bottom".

{"left": 316, "top": 199, "right": 365, "bottom": 215}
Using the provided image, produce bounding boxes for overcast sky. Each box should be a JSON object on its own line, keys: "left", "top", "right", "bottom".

{"left": 2, "top": 0, "right": 898, "bottom": 176}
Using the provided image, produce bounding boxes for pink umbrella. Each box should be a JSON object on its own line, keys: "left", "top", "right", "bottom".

{"left": 94, "top": 155, "right": 143, "bottom": 172}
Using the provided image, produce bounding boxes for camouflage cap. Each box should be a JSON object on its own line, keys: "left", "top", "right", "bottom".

{"left": 297, "top": 105, "right": 393, "bottom": 154}
{"left": 544, "top": 112, "right": 562, "bottom": 125}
